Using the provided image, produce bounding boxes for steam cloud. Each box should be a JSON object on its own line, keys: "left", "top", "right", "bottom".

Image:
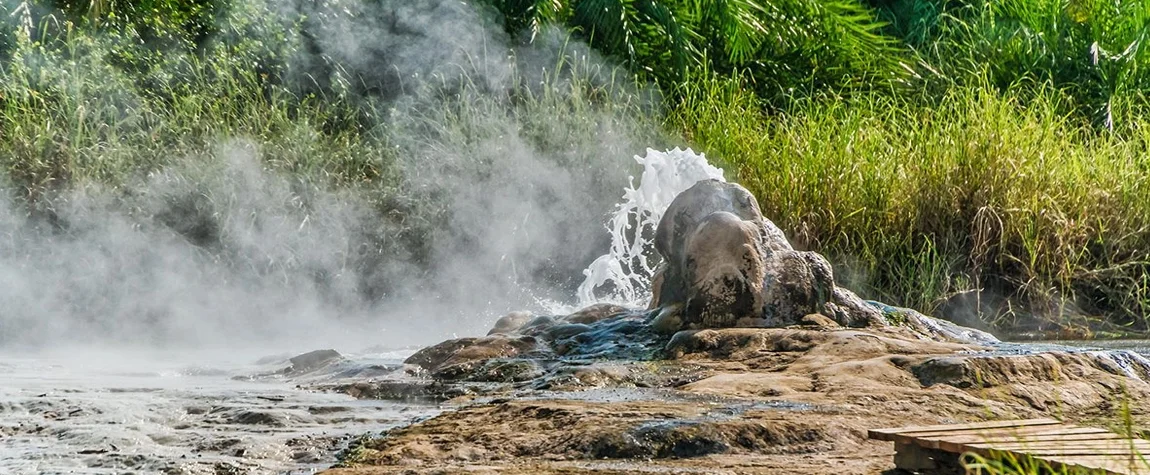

{"left": 0, "top": 0, "right": 670, "bottom": 350}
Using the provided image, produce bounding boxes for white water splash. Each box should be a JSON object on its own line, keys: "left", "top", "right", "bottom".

{"left": 575, "top": 148, "right": 725, "bottom": 308}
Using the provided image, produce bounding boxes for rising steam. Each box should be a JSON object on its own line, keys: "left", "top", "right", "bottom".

{"left": 0, "top": 0, "right": 674, "bottom": 350}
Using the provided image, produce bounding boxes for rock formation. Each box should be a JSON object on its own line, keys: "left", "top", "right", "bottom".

{"left": 317, "top": 179, "right": 1150, "bottom": 474}
{"left": 399, "top": 179, "right": 998, "bottom": 381}
{"left": 651, "top": 179, "right": 883, "bottom": 331}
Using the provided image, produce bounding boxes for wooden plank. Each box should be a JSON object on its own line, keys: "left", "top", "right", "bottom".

{"left": 940, "top": 434, "right": 1124, "bottom": 453}
{"left": 935, "top": 428, "right": 1120, "bottom": 443}
{"left": 980, "top": 448, "right": 1145, "bottom": 457}
{"left": 869, "top": 418, "right": 1061, "bottom": 441}
{"left": 934, "top": 428, "right": 1119, "bottom": 452}
{"left": 966, "top": 452, "right": 1148, "bottom": 475}
{"left": 923, "top": 425, "right": 1106, "bottom": 451}
{"left": 872, "top": 419, "right": 1150, "bottom": 475}
{"left": 1042, "top": 454, "right": 1150, "bottom": 475}
{"left": 889, "top": 424, "right": 1082, "bottom": 448}
{"left": 964, "top": 447, "right": 1150, "bottom": 474}
{"left": 894, "top": 422, "right": 1074, "bottom": 439}
{"left": 969, "top": 440, "right": 1150, "bottom": 451}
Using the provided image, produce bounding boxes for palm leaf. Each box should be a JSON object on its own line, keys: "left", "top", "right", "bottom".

{"left": 635, "top": 0, "right": 702, "bottom": 80}
{"left": 572, "top": 0, "right": 640, "bottom": 63}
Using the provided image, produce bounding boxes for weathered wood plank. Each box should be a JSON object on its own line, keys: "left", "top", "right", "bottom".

{"left": 869, "top": 418, "right": 1061, "bottom": 441}
{"left": 968, "top": 440, "right": 1150, "bottom": 451}
{"left": 899, "top": 424, "right": 1082, "bottom": 442}
{"left": 933, "top": 428, "right": 1120, "bottom": 443}
{"left": 912, "top": 424, "right": 1097, "bottom": 450}
{"left": 933, "top": 427, "right": 1119, "bottom": 452}
{"left": 975, "top": 448, "right": 1145, "bottom": 456}
{"left": 1042, "top": 454, "right": 1150, "bottom": 475}
{"left": 871, "top": 419, "right": 1150, "bottom": 475}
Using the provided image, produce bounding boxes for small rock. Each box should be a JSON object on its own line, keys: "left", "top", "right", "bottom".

{"left": 488, "top": 311, "right": 534, "bottom": 335}
{"left": 289, "top": 349, "right": 342, "bottom": 373}
{"left": 650, "top": 305, "right": 684, "bottom": 335}
{"left": 564, "top": 304, "right": 629, "bottom": 325}
{"left": 228, "top": 410, "right": 287, "bottom": 426}
{"left": 799, "top": 314, "right": 839, "bottom": 328}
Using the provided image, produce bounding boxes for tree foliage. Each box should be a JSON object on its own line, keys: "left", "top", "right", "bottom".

{"left": 481, "top": 0, "right": 907, "bottom": 95}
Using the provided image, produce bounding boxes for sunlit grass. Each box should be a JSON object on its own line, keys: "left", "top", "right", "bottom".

{"left": 670, "top": 73, "right": 1150, "bottom": 334}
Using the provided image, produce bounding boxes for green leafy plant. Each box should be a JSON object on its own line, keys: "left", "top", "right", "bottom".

{"left": 479, "top": 0, "right": 907, "bottom": 97}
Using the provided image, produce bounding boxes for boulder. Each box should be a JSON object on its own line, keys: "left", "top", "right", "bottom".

{"left": 651, "top": 180, "right": 871, "bottom": 330}
{"left": 404, "top": 336, "right": 538, "bottom": 375}
{"left": 681, "top": 212, "right": 767, "bottom": 328}
{"left": 289, "top": 349, "right": 343, "bottom": 373}
{"left": 488, "top": 311, "right": 534, "bottom": 335}
{"left": 563, "top": 303, "right": 629, "bottom": 325}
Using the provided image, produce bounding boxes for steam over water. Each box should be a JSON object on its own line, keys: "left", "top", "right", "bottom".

{"left": 0, "top": 0, "right": 713, "bottom": 471}
{"left": 0, "top": 148, "right": 715, "bottom": 473}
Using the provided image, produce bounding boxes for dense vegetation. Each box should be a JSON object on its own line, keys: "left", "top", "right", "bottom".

{"left": 1, "top": 0, "right": 1149, "bottom": 337}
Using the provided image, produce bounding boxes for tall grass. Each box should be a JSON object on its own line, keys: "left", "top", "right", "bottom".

{"left": 671, "top": 73, "right": 1150, "bottom": 335}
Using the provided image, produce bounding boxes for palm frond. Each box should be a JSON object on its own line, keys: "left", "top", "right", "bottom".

{"left": 635, "top": 0, "right": 702, "bottom": 80}
{"left": 709, "top": 0, "right": 770, "bottom": 63}
{"left": 572, "top": 0, "right": 640, "bottom": 63}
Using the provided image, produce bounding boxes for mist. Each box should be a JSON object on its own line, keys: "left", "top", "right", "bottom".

{"left": 0, "top": 0, "right": 671, "bottom": 352}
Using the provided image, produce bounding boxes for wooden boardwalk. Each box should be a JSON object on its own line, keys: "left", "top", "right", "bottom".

{"left": 869, "top": 418, "right": 1150, "bottom": 474}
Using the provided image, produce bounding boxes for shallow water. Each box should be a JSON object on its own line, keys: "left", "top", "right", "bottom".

{"left": 1046, "top": 339, "right": 1150, "bottom": 354}
{"left": 0, "top": 348, "right": 437, "bottom": 475}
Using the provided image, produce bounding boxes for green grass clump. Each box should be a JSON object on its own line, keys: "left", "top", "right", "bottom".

{"left": 671, "top": 73, "right": 1150, "bottom": 334}
{"left": 962, "top": 451, "right": 1114, "bottom": 474}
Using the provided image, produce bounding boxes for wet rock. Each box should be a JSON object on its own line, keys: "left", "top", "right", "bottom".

{"left": 650, "top": 305, "right": 684, "bottom": 335}
{"left": 213, "top": 461, "right": 244, "bottom": 475}
{"left": 519, "top": 315, "right": 560, "bottom": 336}
{"left": 194, "top": 437, "right": 242, "bottom": 452}
{"left": 227, "top": 410, "right": 288, "bottom": 426}
{"left": 760, "top": 250, "right": 834, "bottom": 326}
{"left": 649, "top": 180, "right": 873, "bottom": 330}
{"left": 404, "top": 338, "right": 481, "bottom": 370}
{"left": 544, "top": 323, "right": 593, "bottom": 340}
{"left": 289, "top": 349, "right": 342, "bottom": 373}
{"left": 332, "top": 381, "right": 471, "bottom": 401}
{"left": 590, "top": 419, "right": 827, "bottom": 459}
{"left": 825, "top": 287, "right": 884, "bottom": 327}
{"left": 681, "top": 211, "right": 768, "bottom": 328}
{"left": 537, "top": 366, "right": 630, "bottom": 390}
{"left": 439, "top": 358, "right": 544, "bottom": 383}
{"left": 654, "top": 180, "right": 771, "bottom": 310}
{"left": 798, "top": 314, "right": 839, "bottom": 328}
{"left": 912, "top": 357, "right": 974, "bottom": 388}
{"left": 488, "top": 311, "right": 534, "bottom": 335}
{"left": 404, "top": 336, "right": 539, "bottom": 375}
{"left": 867, "top": 301, "right": 999, "bottom": 344}
{"left": 564, "top": 303, "right": 630, "bottom": 325}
